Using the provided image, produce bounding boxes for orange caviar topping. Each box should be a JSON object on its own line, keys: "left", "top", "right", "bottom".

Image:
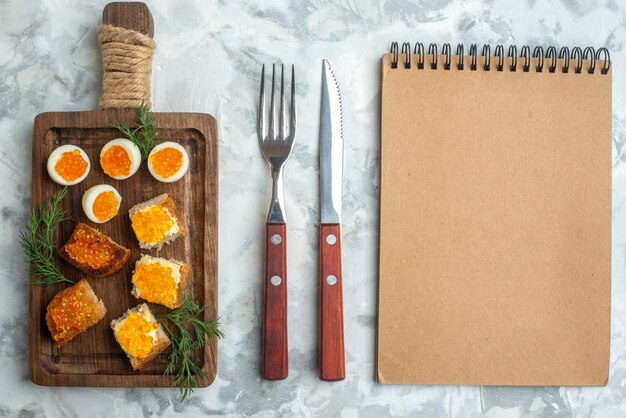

{"left": 133, "top": 262, "right": 178, "bottom": 308}
{"left": 149, "top": 147, "right": 183, "bottom": 178}
{"left": 55, "top": 150, "right": 88, "bottom": 181}
{"left": 131, "top": 206, "right": 174, "bottom": 244}
{"left": 64, "top": 226, "right": 116, "bottom": 269}
{"left": 92, "top": 191, "right": 119, "bottom": 222}
{"left": 116, "top": 311, "right": 158, "bottom": 358}
{"left": 101, "top": 145, "right": 131, "bottom": 177}
{"left": 47, "top": 284, "right": 100, "bottom": 343}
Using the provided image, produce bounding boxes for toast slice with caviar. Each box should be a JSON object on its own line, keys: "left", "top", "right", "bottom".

{"left": 131, "top": 254, "right": 189, "bottom": 308}
{"left": 129, "top": 193, "right": 187, "bottom": 250}
{"left": 46, "top": 279, "right": 107, "bottom": 347}
{"left": 111, "top": 303, "right": 171, "bottom": 370}
{"left": 58, "top": 223, "right": 131, "bottom": 277}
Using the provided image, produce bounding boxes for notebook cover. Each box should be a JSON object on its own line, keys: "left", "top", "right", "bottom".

{"left": 377, "top": 52, "right": 611, "bottom": 386}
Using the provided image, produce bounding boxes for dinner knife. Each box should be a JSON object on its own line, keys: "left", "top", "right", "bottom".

{"left": 319, "top": 59, "right": 345, "bottom": 381}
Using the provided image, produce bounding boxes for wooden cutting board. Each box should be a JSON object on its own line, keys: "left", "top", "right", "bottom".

{"left": 28, "top": 2, "right": 218, "bottom": 387}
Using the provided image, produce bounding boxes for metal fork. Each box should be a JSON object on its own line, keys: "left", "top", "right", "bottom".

{"left": 257, "top": 63, "right": 296, "bottom": 380}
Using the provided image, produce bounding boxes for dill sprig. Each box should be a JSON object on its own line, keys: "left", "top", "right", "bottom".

{"left": 112, "top": 102, "right": 158, "bottom": 161}
{"left": 19, "top": 188, "right": 74, "bottom": 286}
{"left": 157, "top": 292, "right": 224, "bottom": 400}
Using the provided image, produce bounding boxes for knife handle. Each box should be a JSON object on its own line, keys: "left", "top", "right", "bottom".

{"left": 319, "top": 223, "right": 345, "bottom": 381}
{"left": 262, "top": 223, "right": 288, "bottom": 380}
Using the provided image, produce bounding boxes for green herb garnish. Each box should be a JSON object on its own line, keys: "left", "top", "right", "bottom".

{"left": 157, "top": 292, "right": 224, "bottom": 400}
{"left": 112, "top": 102, "right": 158, "bottom": 161}
{"left": 19, "top": 188, "right": 74, "bottom": 286}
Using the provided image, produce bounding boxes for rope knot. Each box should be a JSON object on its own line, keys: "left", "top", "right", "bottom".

{"left": 98, "top": 24, "right": 156, "bottom": 109}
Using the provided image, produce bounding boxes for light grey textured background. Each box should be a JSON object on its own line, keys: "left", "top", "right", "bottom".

{"left": 1, "top": 0, "right": 625, "bottom": 417}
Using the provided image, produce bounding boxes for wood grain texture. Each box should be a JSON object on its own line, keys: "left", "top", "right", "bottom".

{"left": 29, "top": 109, "right": 218, "bottom": 387}
{"left": 319, "top": 223, "right": 345, "bottom": 381}
{"left": 262, "top": 223, "right": 288, "bottom": 380}
{"left": 102, "top": 2, "right": 154, "bottom": 36}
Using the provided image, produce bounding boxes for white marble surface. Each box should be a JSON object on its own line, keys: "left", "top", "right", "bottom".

{"left": 1, "top": 0, "right": 625, "bottom": 416}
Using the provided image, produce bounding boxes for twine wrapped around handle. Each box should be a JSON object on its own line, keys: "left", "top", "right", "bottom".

{"left": 98, "top": 24, "right": 156, "bottom": 109}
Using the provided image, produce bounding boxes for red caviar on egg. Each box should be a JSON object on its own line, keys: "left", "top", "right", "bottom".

{"left": 100, "top": 138, "right": 142, "bottom": 180}
{"left": 82, "top": 184, "right": 122, "bottom": 223}
{"left": 147, "top": 142, "right": 189, "bottom": 183}
{"left": 47, "top": 145, "right": 91, "bottom": 185}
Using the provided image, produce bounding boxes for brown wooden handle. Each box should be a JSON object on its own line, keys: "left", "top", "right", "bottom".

{"left": 319, "top": 223, "right": 345, "bottom": 381}
{"left": 103, "top": 2, "right": 154, "bottom": 36}
{"left": 262, "top": 223, "right": 288, "bottom": 380}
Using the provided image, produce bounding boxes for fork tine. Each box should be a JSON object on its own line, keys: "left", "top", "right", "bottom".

{"left": 289, "top": 64, "right": 297, "bottom": 140}
{"left": 258, "top": 64, "right": 265, "bottom": 146}
{"left": 279, "top": 64, "right": 286, "bottom": 140}
{"left": 269, "top": 63, "right": 276, "bottom": 141}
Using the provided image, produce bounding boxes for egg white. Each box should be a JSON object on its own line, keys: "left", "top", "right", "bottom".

{"left": 82, "top": 184, "right": 122, "bottom": 224}
{"left": 147, "top": 142, "right": 189, "bottom": 183}
{"left": 100, "top": 138, "right": 142, "bottom": 180}
{"left": 46, "top": 145, "right": 91, "bottom": 186}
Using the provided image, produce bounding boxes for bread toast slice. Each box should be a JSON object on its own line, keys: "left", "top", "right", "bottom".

{"left": 131, "top": 254, "right": 189, "bottom": 308}
{"left": 129, "top": 193, "right": 187, "bottom": 250}
{"left": 111, "top": 303, "right": 171, "bottom": 370}
{"left": 59, "top": 223, "right": 130, "bottom": 277}
{"left": 46, "top": 279, "right": 107, "bottom": 347}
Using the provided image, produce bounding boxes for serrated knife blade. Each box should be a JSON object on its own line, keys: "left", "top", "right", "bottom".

{"left": 318, "top": 59, "right": 345, "bottom": 382}
{"left": 320, "top": 59, "right": 343, "bottom": 224}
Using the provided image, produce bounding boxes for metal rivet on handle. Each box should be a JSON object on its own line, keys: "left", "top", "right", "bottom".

{"left": 326, "top": 234, "right": 337, "bottom": 245}
{"left": 326, "top": 275, "right": 337, "bottom": 286}
{"left": 271, "top": 234, "right": 282, "bottom": 245}
{"left": 270, "top": 275, "right": 282, "bottom": 286}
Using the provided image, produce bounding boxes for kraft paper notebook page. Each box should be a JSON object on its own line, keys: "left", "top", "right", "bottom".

{"left": 377, "top": 42, "right": 612, "bottom": 386}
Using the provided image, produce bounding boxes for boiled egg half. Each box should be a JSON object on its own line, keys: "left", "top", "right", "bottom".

{"left": 147, "top": 142, "right": 189, "bottom": 183}
{"left": 47, "top": 145, "right": 90, "bottom": 186}
{"left": 82, "top": 184, "right": 122, "bottom": 223}
{"left": 100, "top": 138, "right": 142, "bottom": 180}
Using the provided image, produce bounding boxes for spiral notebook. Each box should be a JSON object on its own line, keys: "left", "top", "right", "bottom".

{"left": 377, "top": 42, "right": 612, "bottom": 386}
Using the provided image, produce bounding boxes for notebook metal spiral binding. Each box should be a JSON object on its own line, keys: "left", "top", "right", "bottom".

{"left": 494, "top": 45, "right": 504, "bottom": 71}
{"left": 428, "top": 43, "right": 438, "bottom": 69}
{"left": 415, "top": 42, "right": 424, "bottom": 69}
{"left": 442, "top": 43, "right": 451, "bottom": 70}
{"left": 508, "top": 45, "right": 517, "bottom": 71}
{"left": 482, "top": 44, "right": 491, "bottom": 70}
{"left": 559, "top": 47, "right": 569, "bottom": 73}
{"left": 521, "top": 45, "right": 531, "bottom": 72}
{"left": 389, "top": 42, "right": 611, "bottom": 74}
{"left": 533, "top": 46, "right": 544, "bottom": 72}
{"left": 469, "top": 44, "right": 477, "bottom": 70}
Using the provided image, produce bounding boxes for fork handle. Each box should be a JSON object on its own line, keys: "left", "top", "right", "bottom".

{"left": 319, "top": 223, "right": 345, "bottom": 381}
{"left": 263, "top": 223, "right": 288, "bottom": 380}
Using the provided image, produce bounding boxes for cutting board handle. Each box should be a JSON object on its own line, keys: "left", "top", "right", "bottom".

{"left": 102, "top": 2, "right": 154, "bottom": 37}
{"left": 99, "top": 2, "right": 155, "bottom": 109}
